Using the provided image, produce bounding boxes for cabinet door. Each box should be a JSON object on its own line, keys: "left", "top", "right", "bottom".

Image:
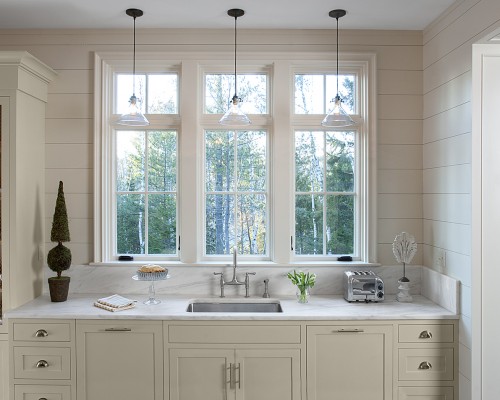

{"left": 169, "top": 348, "right": 233, "bottom": 400}
{"left": 236, "top": 349, "right": 300, "bottom": 400}
{"left": 307, "top": 325, "right": 392, "bottom": 400}
{"left": 76, "top": 321, "right": 163, "bottom": 400}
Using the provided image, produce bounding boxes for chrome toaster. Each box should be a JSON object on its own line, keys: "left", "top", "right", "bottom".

{"left": 343, "top": 270, "right": 384, "bottom": 302}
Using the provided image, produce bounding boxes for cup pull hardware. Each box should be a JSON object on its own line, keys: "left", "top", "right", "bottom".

{"left": 419, "top": 330, "right": 432, "bottom": 339}
{"left": 36, "top": 360, "right": 49, "bottom": 368}
{"left": 35, "top": 329, "right": 48, "bottom": 338}
{"left": 104, "top": 328, "right": 132, "bottom": 332}
{"left": 418, "top": 361, "right": 432, "bottom": 370}
{"left": 39, "top": 398, "right": 48, "bottom": 400}
{"left": 336, "top": 328, "right": 364, "bottom": 333}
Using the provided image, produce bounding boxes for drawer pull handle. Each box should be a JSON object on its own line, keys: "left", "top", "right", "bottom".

{"left": 36, "top": 360, "right": 49, "bottom": 368}
{"left": 419, "top": 330, "right": 432, "bottom": 339}
{"left": 35, "top": 329, "right": 48, "bottom": 338}
{"left": 418, "top": 361, "right": 432, "bottom": 370}
{"left": 39, "top": 398, "right": 48, "bottom": 400}
{"left": 104, "top": 328, "right": 132, "bottom": 332}
{"left": 336, "top": 328, "right": 364, "bottom": 333}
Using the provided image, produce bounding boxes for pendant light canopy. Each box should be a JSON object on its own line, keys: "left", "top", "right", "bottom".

{"left": 321, "top": 9, "right": 355, "bottom": 128}
{"left": 219, "top": 8, "right": 251, "bottom": 126}
{"left": 116, "top": 8, "right": 149, "bottom": 126}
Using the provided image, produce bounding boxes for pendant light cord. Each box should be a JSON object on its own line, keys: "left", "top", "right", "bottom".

{"left": 132, "top": 14, "right": 137, "bottom": 97}
{"left": 234, "top": 14, "right": 238, "bottom": 98}
{"left": 336, "top": 15, "right": 339, "bottom": 97}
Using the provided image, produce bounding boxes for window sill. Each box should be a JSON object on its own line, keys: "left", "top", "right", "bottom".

{"left": 89, "top": 261, "right": 381, "bottom": 269}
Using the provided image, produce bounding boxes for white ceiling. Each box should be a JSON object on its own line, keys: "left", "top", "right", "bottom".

{"left": 0, "top": 0, "right": 456, "bottom": 30}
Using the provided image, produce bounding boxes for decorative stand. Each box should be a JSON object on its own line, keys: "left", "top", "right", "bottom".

{"left": 393, "top": 232, "right": 417, "bottom": 303}
{"left": 132, "top": 273, "right": 170, "bottom": 305}
{"left": 396, "top": 277, "right": 413, "bottom": 303}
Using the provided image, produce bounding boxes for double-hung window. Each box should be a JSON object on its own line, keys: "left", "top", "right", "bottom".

{"left": 95, "top": 52, "right": 375, "bottom": 265}
{"left": 202, "top": 71, "right": 270, "bottom": 259}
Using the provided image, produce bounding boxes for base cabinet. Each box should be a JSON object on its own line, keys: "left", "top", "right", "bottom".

{"left": 169, "top": 348, "right": 300, "bottom": 400}
{"left": 76, "top": 321, "right": 163, "bottom": 400}
{"left": 9, "top": 317, "right": 457, "bottom": 400}
{"left": 307, "top": 324, "right": 393, "bottom": 400}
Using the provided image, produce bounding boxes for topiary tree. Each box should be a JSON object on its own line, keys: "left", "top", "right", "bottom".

{"left": 47, "top": 181, "right": 72, "bottom": 278}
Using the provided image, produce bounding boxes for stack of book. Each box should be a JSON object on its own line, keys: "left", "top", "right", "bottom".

{"left": 94, "top": 294, "right": 136, "bottom": 312}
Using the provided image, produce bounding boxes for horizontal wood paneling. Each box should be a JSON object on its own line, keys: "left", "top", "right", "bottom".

{"left": 46, "top": 118, "right": 93, "bottom": 144}
{"left": 379, "top": 94, "right": 422, "bottom": 120}
{"left": 46, "top": 93, "right": 92, "bottom": 119}
{"left": 424, "top": 71, "right": 471, "bottom": 118}
{"left": 45, "top": 168, "right": 93, "bottom": 194}
{"left": 423, "top": 164, "right": 470, "bottom": 193}
{"left": 423, "top": 102, "right": 471, "bottom": 143}
{"left": 45, "top": 144, "right": 93, "bottom": 169}
{"left": 49, "top": 69, "right": 92, "bottom": 94}
{"left": 378, "top": 194, "right": 423, "bottom": 219}
{"left": 423, "top": 219, "right": 470, "bottom": 255}
{"left": 424, "top": 193, "right": 471, "bottom": 224}
{"left": 422, "top": 244, "right": 471, "bottom": 286}
{"left": 378, "top": 218, "right": 423, "bottom": 243}
{"left": 423, "top": 133, "right": 471, "bottom": 167}
{"left": 378, "top": 70, "right": 422, "bottom": 94}
{"left": 378, "top": 120, "right": 422, "bottom": 145}
{"left": 378, "top": 144, "right": 422, "bottom": 170}
{"left": 378, "top": 170, "right": 423, "bottom": 194}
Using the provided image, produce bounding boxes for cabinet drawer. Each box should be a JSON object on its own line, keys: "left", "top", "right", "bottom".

{"left": 399, "top": 324, "right": 454, "bottom": 343}
{"left": 15, "top": 385, "right": 71, "bottom": 400}
{"left": 13, "top": 347, "right": 71, "bottom": 380}
{"left": 13, "top": 323, "right": 71, "bottom": 342}
{"left": 398, "top": 386, "right": 453, "bottom": 399}
{"left": 398, "top": 348, "right": 454, "bottom": 381}
{"left": 168, "top": 324, "right": 301, "bottom": 344}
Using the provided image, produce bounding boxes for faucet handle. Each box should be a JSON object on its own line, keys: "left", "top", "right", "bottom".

{"left": 246, "top": 272, "right": 256, "bottom": 276}
{"left": 263, "top": 279, "right": 270, "bottom": 298}
{"left": 214, "top": 272, "right": 223, "bottom": 276}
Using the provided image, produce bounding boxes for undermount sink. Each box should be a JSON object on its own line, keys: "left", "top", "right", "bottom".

{"left": 186, "top": 300, "right": 283, "bottom": 313}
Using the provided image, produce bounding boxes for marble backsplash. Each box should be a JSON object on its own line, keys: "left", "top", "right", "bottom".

{"left": 44, "top": 263, "right": 423, "bottom": 298}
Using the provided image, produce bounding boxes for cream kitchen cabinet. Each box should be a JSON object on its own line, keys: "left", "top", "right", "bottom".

{"left": 396, "top": 322, "right": 457, "bottom": 399}
{"left": 9, "top": 319, "right": 75, "bottom": 400}
{"left": 166, "top": 322, "right": 302, "bottom": 400}
{"left": 76, "top": 320, "right": 163, "bottom": 400}
{"left": 306, "top": 324, "right": 393, "bottom": 400}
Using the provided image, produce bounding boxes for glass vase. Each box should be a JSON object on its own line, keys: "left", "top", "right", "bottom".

{"left": 296, "top": 288, "right": 310, "bottom": 303}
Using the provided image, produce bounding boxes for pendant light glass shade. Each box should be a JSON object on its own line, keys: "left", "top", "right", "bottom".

{"left": 322, "top": 9, "right": 355, "bottom": 128}
{"left": 116, "top": 8, "right": 149, "bottom": 127}
{"left": 219, "top": 9, "right": 251, "bottom": 126}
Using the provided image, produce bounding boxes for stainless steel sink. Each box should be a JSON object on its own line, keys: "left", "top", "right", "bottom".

{"left": 186, "top": 301, "right": 283, "bottom": 313}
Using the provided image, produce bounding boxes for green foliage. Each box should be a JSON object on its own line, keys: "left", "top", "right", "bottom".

{"left": 47, "top": 181, "right": 71, "bottom": 277}
{"left": 287, "top": 270, "right": 316, "bottom": 293}
{"left": 50, "top": 181, "right": 70, "bottom": 242}
{"left": 294, "top": 131, "right": 355, "bottom": 255}
{"left": 47, "top": 243, "right": 72, "bottom": 278}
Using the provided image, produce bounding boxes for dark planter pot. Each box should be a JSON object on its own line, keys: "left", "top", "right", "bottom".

{"left": 48, "top": 276, "right": 70, "bottom": 302}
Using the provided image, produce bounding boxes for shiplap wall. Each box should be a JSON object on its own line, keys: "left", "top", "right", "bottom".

{"left": 0, "top": 28, "right": 424, "bottom": 269}
{"left": 423, "top": 0, "right": 500, "bottom": 399}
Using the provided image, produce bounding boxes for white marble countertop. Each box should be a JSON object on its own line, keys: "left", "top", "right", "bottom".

{"left": 5, "top": 293, "right": 458, "bottom": 321}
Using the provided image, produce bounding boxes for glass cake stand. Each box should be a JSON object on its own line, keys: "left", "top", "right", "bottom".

{"left": 132, "top": 273, "right": 170, "bottom": 305}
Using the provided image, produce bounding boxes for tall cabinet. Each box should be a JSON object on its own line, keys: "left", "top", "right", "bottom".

{"left": 0, "top": 51, "right": 56, "bottom": 400}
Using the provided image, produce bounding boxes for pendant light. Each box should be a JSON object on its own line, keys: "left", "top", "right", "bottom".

{"left": 219, "top": 9, "right": 251, "bottom": 126}
{"left": 116, "top": 8, "right": 149, "bottom": 126}
{"left": 321, "top": 9, "right": 355, "bottom": 128}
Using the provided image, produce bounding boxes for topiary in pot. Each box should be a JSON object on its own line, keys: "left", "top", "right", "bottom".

{"left": 47, "top": 181, "right": 72, "bottom": 302}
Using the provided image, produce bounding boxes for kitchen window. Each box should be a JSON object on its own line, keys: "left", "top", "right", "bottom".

{"left": 94, "top": 52, "right": 376, "bottom": 265}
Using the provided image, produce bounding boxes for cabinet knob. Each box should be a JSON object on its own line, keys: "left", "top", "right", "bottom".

{"left": 418, "top": 330, "right": 432, "bottom": 339}
{"left": 418, "top": 361, "right": 432, "bottom": 370}
{"left": 36, "top": 360, "right": 49, "bottom": 368}
{"left": 35, "top": 329, "right": 48, "bottom": 338}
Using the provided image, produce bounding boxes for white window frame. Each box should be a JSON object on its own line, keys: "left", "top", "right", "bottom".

{"left": 94, "top": 51, "right": 377, "bottom": 265}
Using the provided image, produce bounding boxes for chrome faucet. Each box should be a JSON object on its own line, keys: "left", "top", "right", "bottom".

{"left": 214, "top": 247, "right": 256, "bottom": 297}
